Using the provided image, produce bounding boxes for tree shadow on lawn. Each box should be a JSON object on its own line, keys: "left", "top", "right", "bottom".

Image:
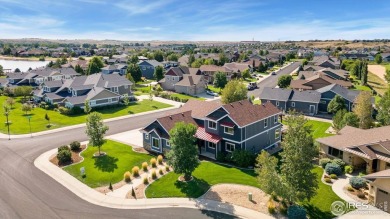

{"left": 174, "top": 177, "right": 210, "bottom": 198}
{"left": 94, "top": 155, "right": 119, "bottom": 172}
{"left": 302, "top": 203, "right": 334, "bottom": 219}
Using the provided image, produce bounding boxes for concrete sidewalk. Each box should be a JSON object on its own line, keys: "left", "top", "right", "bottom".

{"left": 0, "top": 103, "right": 179, "bottom": 140}
{"left": 34, "top": 148, "right": 272, "bottom": 219}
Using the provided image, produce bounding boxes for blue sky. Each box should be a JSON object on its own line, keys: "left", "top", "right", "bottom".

{"left": 1, "top": 0, "right": 390, "bottom": 41}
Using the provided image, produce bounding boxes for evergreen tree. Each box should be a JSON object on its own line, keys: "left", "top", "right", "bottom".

{"left": 153, "top": 65, "right": 164, "bottom": 81}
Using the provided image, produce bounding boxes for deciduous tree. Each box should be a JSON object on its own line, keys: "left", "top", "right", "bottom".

{"left": 126, "top": 64, "right": 142, "bottom": 82}
{"left": 6, "top": 97, "right": 15, "bottom": 109}
{"left": 353, "top": 91, "right": 373, "bottom": 129}
{"left": 87, "top": 56, "right": 104, "bottom": 75}
{"left": 153, "top": 65, "right": 164, "bottom": 81}
{"left": 221, "top": 80, "right": 247, "bottom": 104}
{"left": 374, "top": 54, "right": 383, "bottom": 64}
{"left": 21, "top": 103, "right": 32, "bottom": 115}
{"left": 84, "top": 99, "right": 91, "bottom": 114}
{"left": 85, "top": 112, "right": 109, "bottom": 155}
{"left": 166, "top": 122, "right": 199, "bottom": 181}
{"left": 277, "top": 75, "right": 292, "bottom": 88}
{"left": 377, "top": 87, "right": 390, "bottom": 125}
{"left": 327, "top": 95, "right": 346, "bottom": 114}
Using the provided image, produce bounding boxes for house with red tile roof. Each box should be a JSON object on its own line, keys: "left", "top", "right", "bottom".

{"left": 141, "top": 99, "right": 282, "bottom": 159}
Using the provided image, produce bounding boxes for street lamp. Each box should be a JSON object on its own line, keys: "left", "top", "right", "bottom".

{"left": 26, "top": 115, "right": 32, "bottom": 138}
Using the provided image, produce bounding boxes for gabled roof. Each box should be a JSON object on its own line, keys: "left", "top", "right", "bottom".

{"left": 157, "top": 111, "right": 197, "bottom": 133}
{"left": 260, "top": 87, "right": 292, "bottom": 102}
{"left": 303, "top": 65, "right": 325, "bottom": 71}
{"left": 175, "top": 75, "right": 204, "bottom": 87}
{"left": 363, "top": 169, "right": 390, "bottom": 179}
{"left": 289, "top": 90, "right": 321, "bottom": 103}
{"left": 199, "top": 65, "right": 228, "bottom": 73}
{"left": 291, "top": 73, "right": 352, "bottom": 90}
{"left": 219, "top": 100, "right": 281, "bottom": 127}
{"left": 316, "top": 84, "right": 359, "bottom": 102}
{"left": 173, "top": 99, "right": 222, "bottom": 119}
{"left": 43, "top": 80, "right": 65, "bottom": 88}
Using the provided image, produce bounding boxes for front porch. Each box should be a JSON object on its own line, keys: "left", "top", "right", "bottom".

{"left": 195, "top": 126, "right": 221, "bottom": 160}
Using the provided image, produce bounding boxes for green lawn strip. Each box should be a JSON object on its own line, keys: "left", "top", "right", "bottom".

{"left": 243, "top": 77, "right": 257, "bottom": 83}
{"left": 64, "top": 140, "right": 153, "bottom": 188}
{"left": 367, "top": 72, "right": 388, "bottom": 96}
{"left": 207, "top": 85, "right": 221, "bottom": 94}
{"left": 170, "top": 93, "right": 205, "bottom": 101}
{"left": 306, "top": 120, "right": 334, "bottom": 139}
{"left": 133, "top": 84, "right": 152, "bottom": 94}
{"left": 0, "top": 97, "right": 172, "bottom": 134}
{"left": 145, "top": 161, "right": 258, "bottom": 198}
{"left": 302, "top": 167, "right": 344, "bottom": 219}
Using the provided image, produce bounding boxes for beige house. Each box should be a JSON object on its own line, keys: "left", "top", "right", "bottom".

{"left": 159, "top": 66, "right": 206, "bottom": 95}
{"left": 364, "top": 170, "right": 390, "bottom": 213}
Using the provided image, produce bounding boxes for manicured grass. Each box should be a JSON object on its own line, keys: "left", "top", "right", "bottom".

{"left": 302, "top": 167, "right": 344, "bottom": 219}
{"left": 207, "top": 85, "right": 221, "bottom": 93}
{"left": 133, "top": 84, "right": 151, "bottom": 95}
{"left": 306, "top": 120, "right": 334, "bottom": 139}
{"left": 367, "top": 72, "right": 388, "bottom": 96}
{"left": 352, "top": 84, "right": 371, "bottom": 91}
{"left": 243, "top": 77, "right": 257, "bottom": 83}
{"left": 0, "top": 97, "right": 172, "bottom": 134}
{"left": 64, "top": 140, "right": 153, "bottom": 188}
{"left": 145, "top": 161, "right": 258, "bottom": 198}
{"left": 170, "top": 93, "right": 205, "bottom": 101}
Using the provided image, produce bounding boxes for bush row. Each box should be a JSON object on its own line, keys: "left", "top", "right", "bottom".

{"left": 217, "top": 149, "right": 256, "bottom": 168}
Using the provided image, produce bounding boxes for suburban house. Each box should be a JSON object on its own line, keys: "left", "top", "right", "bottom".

{"left": 199, "top": 65, "right": 231, "bottom": 83}
{"left": 137, "top": 60, "right": 163, "bottom": 79}
{"left": 61, "top": 60, "right": 89, "bottom": 71}
{"left": 381, "top": 53, "right": 390, "bottom": 62}
{"left": 363, "top": 170, "right": 390, "bottom": 213}
{"left": 308, "top": 56, "right": 340, "bottom": 69}
{"left": 0, "top": 78, "right": 7, "bottom": 89}
{"left": 101, "top": 64, "right": 127, "bottom": 75}
{"left": 260, "top": 87, "right": 321, "bottom": 115}
{"left": 224, "top": 62, "right": 252, "bottom": 74}
{"left": 303, "top": 65, "right": 326, "bottom": 71}
{"left": 339, "top": 53, "right": 370, "bottom": 60}
{"left": 6, "top": 68, "right": 80, "bottom": 87}
{"left": 317, "top": 126, "right": 390, "bottom": 213}
{"left": 290, "top": 72, "right": 352, "bottom": 90}
{"left": 316, "top": 84, "right": 368, "bottom": 112}
{"left": 300, "top": 68, "right": 350, "bottom": 81}
{"left": 141, "top": 100, "right": 282, "bottom": 159}
{"left": 33, "top": 73, "right": 132, "bottom": 108}
{"left": 159, "top": 66, "right": 206, "bottom": 95}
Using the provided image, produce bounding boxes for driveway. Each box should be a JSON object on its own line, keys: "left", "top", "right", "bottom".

{"left": 248, "top": 61, "right": 301, "bottom": 97}
{"left": 106, "top": 128, "right": 143, "bottom": 148}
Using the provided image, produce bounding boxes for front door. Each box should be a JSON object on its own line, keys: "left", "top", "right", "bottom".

{"left": 198, "top": 140, "right": 206, "bottom": 154}
{"left": 309, "top": 105, "right": 315, "bottom": 115}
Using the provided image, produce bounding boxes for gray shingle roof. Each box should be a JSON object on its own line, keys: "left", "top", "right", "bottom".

{"left": 316, "top": 84, "right": 359, "bottom": 102}
{"left": 290, "top": 90, "right": 321, "bottom": 103}
{"left": 260, "top": 87, "right": 292, "bottom": 102}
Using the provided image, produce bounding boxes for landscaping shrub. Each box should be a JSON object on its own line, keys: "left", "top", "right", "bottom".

{"left": 325, "top": 178, "right": 332, "bottom": 183}
{"left": 347, "top": 186, "right": 354, "bottom": 192}
{"left": 267, "top": 200, "right": 276, "bottom": 214}
{"left": 332, "top": 158, "right": 346, "bottom": 169}
{"left": 357, "top": 191, "right": 366, "bottom": 199}
{"left": 330, "top": 174, "right": 338, "bottom": 179}
{"left": 344, "top": 165, "right": 354, "bottom": 174}
{"left": 69, "top": 106, "right": 83, "bottom": 115}
{"left": 231, "top": 149, "right": 256, "bottom": 168}
{"left": 57, "top": 149, "right": 71, "bottom": 164}
{"left": 280, "top": 201, "right": 288, "bottom": 215}
{"left": 287, "top": 205, "right": 306, "bottom": 219}
{"left": 58, "top": 145, "right": 70, "bottom": 153}
{"left": 216, "top": 151, "right": 226, "bottom": 162}
{"left": 124, "top": 171, "right": 131, "bottom": 183}
{"left": 350, "top": 177, "right": 366, "bottom": 189}
{"left": 325, "top": 163, "right": 342, "bottom": 176}
{"left": 324, "top": 174, "right": 330, "bottom": 179}
{"left": 319, "top": 158, "right": 331, "bottom": 168}
{"left": 157, "top": 155, "right": 163, "bottom": 164}
{"left": 132, "top": 166, "right": 140, "bottom": 177}
{"left": 143, "top": 177, "right": 149, "bottom": 184}
{"left": 142, "top": 162, "right": 148, "bottom": 171}
{"left": 151, "top": 170, "right": 157, "bottom": 179}
{"left": 58, "top": 106, "right": 70, "bottom": 115}
{"left": 70, "top": 141, "right": 81, "bottom": 151}
{"left": 150, "top": 158, "right": 157, "bottom": 168}
{"left": 159, "top": 169, "right": 164, "bottom": 175}
{"left": 165, "top": 165, "right": 170, "bottom": 172}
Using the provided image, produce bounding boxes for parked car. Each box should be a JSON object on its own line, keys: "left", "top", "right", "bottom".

{"left": 271, "top": 71, "right": 276, "bottom": 75}
{"left": 206, "top": 90, "right": 219, "bottom": 97}
{"left": 247, "top": 82, "right": 258, "bottom": 90}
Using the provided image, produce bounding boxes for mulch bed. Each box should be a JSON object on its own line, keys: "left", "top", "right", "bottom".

{"left": 49, "top": 145, "right": 87, "bottom": 167}
{"left": 344, "top": 186, "right": 369, "bottom": 202}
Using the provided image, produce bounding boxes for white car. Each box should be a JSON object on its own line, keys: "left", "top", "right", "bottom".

{"left": 206, "top": 90, "right": 219, "bottom": 97}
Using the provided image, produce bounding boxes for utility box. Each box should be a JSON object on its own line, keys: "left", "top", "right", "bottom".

{"left": 248, "top": 192, "right": 252, "bottom": 201}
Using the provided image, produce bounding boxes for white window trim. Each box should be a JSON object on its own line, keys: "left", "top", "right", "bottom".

{"left": 224, "top": 126, "right": 234, "bottom": 135}
{"left": 264, "top": 119, "right": 268, "bottom": 128}
{"left": 291, "top": 102, "right": 295, "bottom": 107}
{"left": 208, "top": 142, "right": 216, "bottom": 149}
{"left": 151, "top": 137, "right": 160, "bottom": 150}
{"left": 166, "top": 140, "right": 170, "bottom": 147}
{"left": 90, "top": 100, "right": 96, "bottom": 106}
{"left": 145, "top": 134, "right": 149, "bottom": 140}
{"left": 275, "top": 129, "right": 281, "bottom": 140}
{"left": 274, "top": 115, "right": 278, "bottom": 124}
{"left": 225, "top": 142, "right": 235, "bottom": 153}
{"left": 276, "top": 101, "right": 279, "bottom": 106}
{"left": 208, "top": 121, "right": 217, "bottom": 130}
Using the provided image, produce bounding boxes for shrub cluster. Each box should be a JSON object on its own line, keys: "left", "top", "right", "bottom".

{"left": 143, "top": 177, "right": 149, "bottom": 184}
{"left": 150, "top": 158, "right": 157, "bottom": 168}
{"left": 57, "top": 146, "right": 71, "bottom": 164}
{"left": 350, "top": 177, "right": 367, "bottom": 189}
{"left": 159, "top": 169, "right": 164, "bottom": 175}
{"left": 330, "top": 174, "right": 338, "bottom": 179}
{"left": 332, "top": 158, "right": 346, "bottom": 169}
{"left": 319, "top": 158, "right": 331, "bottom": 168}
{"left": 142, "top": 162, "right": 148, "bottom": 171}
{"left": 124, "top": 171, "right": 131, "bottom": 182}
{"left": 287, "top": 205, "right": 307, "bottom": 219}
{"left": 151, "top": 170, "right": 157, "bottom": 179}
{"left": 347, "top": 186, "right": 354, "bottom": 192}
{"left": 325, "top": 178, "right": 332, "bottom": 183}
{"left": 267, "top": 200, "right": 276, "bottom": 214}
{"left": 344, "top": 165, "right": 354, "bottom": 174}
{"left": 231, "top": 149, "right": 256, "bottom": 168}
{"left": 357, "top": 191, "right": 366, "bottom": 199}
{"left": 325, "top": 163, "right": 342, "bottom": 176}
{"left": 70, "top": 141, "right": 81, "bottom": 151}
{"left": 165, "top": 165, "right": 170, "bottom": 172}
{"left": 157, "top": 155, "right": 163, "bottom": 164}
{"left": 132, "top": 166, "right": 140, "bottom": 177}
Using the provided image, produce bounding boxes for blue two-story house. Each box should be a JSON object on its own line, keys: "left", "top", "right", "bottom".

{"left": 141, "top": 99, "right": 282, "bottom": 159}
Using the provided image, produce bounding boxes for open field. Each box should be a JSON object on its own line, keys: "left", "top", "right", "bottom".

{"left": 368, "top": 65, "right": 386, "bottom": 81}
{"left": 367, "top": 72, "right": 388, "bottom": 96}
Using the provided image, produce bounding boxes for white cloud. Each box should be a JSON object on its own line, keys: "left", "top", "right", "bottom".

{"left": 114, "top": 0, "right": 174, "bottom": 15}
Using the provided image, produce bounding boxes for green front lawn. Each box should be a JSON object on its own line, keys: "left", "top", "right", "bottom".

{"left": 64, "top": 140, "right": 153, "bottom": 188}
{"left": 306, "top": 120, "right": 334, "bottom": 139}
{"left": 0, "top": 97, "right": 172, "bottom": 134}
{"left": 170, "top": 93, "right": 205, "bottom": 101}
{"left": 145, "top": 161, "right": 258, "bottom": 198}
{"left": 207, "top": 85, "right": 221, "bottom": 93}
{"left": 133, "top": 84, "right": 152, "bottom": 96}
{"left": 302, "top": 167, "right": 344, "bottom": 219}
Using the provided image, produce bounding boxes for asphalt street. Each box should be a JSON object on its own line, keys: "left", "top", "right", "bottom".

{"left": 0, "top": 109, "right": 238, "bottom": 219}
{"left": 248, "top": 61, "right": 301, "bottom": 97}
